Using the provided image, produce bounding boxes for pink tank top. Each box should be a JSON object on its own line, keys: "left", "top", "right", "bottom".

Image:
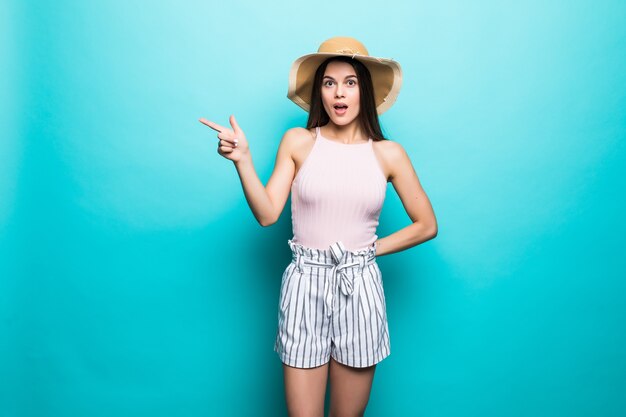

{"left": 290, "top": 126, "right": 387, "bottom": 252}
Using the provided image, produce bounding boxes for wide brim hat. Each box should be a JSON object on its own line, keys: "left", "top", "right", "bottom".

{"left": 287, "top": 36, "right": 402, "bottom": 115}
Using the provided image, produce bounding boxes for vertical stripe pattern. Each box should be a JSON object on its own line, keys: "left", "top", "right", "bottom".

{"left": 274, "top": 239, "right": 391, "bottom": 368}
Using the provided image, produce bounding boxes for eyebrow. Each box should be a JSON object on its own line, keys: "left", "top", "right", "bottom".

{"left": 322, "top": 75, "right": 358, "bottom": 80}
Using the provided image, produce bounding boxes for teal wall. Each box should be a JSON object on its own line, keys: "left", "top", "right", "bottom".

{"left": 2, "top": 0, "right": 625, "bottom": 416}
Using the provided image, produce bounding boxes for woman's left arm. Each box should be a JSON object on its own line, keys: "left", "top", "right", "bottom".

{"left": 376, "top": 142, "right": 438, "bottom": 256}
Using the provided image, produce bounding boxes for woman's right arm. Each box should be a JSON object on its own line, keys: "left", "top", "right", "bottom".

{"left": 199, "top": 115, "right": 299, "bottom": 227}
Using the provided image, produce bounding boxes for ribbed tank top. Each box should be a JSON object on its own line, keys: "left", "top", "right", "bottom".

{"left": 290, "top": 126, "right": 387, "bottom": 252}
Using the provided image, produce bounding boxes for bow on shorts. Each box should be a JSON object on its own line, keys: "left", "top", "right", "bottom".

{"left": 294, "top": 241, "right": 376, "bottom": 317}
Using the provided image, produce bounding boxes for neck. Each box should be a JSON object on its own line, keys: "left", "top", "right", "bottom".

{"left": 322, "top": 121, "right": 367, "bottom": 144}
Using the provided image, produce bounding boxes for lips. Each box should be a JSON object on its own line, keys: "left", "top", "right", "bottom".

{"left": 333, "top": 103, "right": 348, "bottom": 115}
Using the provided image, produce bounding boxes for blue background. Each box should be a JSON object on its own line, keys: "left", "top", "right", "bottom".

{"left": 2, "top": 0, "right": 625, "bottom": 416}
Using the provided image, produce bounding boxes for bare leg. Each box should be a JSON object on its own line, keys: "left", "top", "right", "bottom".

{"left": 328, "top": 357, "right": 376, "bottom": 417}
{"left": 283, "top": 362, "right": 329, "bottom": 417}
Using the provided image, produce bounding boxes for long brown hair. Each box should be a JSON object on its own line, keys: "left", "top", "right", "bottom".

{"left": 306, "top": 56, "right": 386, "bottom": 141}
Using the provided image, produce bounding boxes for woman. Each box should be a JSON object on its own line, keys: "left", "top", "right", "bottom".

{"left": 200, "top": 37, "right": 437, "bottom": 417}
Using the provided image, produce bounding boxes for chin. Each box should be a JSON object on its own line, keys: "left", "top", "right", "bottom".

{"left": 326, "top": 112, "right": 358, "bottom": 126}
{"left": 333, "top": 119, "right": 355, "bottom": 127}
{"left": 334, "top": 118, "right": 357, "bottom": 127}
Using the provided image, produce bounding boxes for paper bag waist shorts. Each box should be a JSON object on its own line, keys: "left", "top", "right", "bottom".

{"left": 274, "top": 239, "right": 391, "bottom": 369}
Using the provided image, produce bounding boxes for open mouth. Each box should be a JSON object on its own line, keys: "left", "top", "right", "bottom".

{"left": 333, "top": 104, "right": 348, "bottom": 115}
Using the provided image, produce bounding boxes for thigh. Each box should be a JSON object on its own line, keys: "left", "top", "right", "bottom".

{"left": 283, "top": 362, "right": 329, "bottom": 417}
{"left": 328, "top": 357, "right": 376, "bottom": 417}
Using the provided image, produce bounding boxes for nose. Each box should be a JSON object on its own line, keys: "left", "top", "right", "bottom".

{"left": 334, "top": 84, "right": 345, "bottom": 98}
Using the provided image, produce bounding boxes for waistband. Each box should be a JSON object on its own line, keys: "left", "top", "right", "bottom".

{"left": 287, "top": 239, "right": 377, "bottom": 318}
{"left": 288, "top": 239, "right": 376, "bottom": 317}
{"left": 288, "top": 239, "right": 377, "bottom": 265}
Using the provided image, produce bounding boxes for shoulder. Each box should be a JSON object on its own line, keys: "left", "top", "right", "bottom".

{"left": 372, "top": 138, "right": 406, "bottom": 157}
{"left": 279, "top": 127, "right": 315, "bottom": 149}
{"left": 283, "top": 127, "right": 315, "bottom": 141}
{"left": 372, "top": 139, "right": 412, "bottom": 181}
{"left": 278, "top": 127, "right": 316, "bottom": 156}
{"left": 275, "top": 127, "right": 316, "bottom": 165}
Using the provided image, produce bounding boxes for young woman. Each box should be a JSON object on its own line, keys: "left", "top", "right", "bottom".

{"left": 200, "top": 37, "right": 437, "bottom": 417}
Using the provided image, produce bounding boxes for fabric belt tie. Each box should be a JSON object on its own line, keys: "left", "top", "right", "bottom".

{"left": 295, "top": 241, "right": 371, "bottom": 318}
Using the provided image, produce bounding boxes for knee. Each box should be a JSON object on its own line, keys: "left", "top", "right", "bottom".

{"left": 287, "top": 407, "right": 324, "bottom": 417}
{"left": 328, "top": 408, "right": 366, "bottom": 417}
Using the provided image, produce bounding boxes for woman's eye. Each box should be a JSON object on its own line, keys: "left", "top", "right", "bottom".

{"left": 324, "top": 80, "right": 334, "bottom": 87}
{"left": 347, "top": 79, "right": 357, "bottom": 86}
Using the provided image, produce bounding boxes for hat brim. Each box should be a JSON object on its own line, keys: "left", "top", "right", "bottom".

{"left": 287, "top": 52, "right": 402, "bottom": 115}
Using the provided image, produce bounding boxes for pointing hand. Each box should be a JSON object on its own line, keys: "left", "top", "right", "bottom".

{"left": 199, "top": 114, "right": 249, "bottom": 163}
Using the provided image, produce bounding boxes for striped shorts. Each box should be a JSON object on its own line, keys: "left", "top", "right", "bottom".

{"left": 274, "top": 239, "right": 391, "bottom": 369}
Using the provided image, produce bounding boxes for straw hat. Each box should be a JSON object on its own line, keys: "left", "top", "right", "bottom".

{"left": 287, "top": 36, "right": 402, "bottom": 115}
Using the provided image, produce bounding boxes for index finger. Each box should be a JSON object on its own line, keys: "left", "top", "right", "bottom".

{"left": 199, "top": 118, "right": 227, "bottom": 133}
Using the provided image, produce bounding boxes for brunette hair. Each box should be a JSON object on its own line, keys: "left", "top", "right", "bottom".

{"left": 306, "top": 56, "right": 386, "bottom": 141}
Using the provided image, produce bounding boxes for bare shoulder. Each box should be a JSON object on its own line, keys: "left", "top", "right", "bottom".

{"left": 279, "top": 127, "right": 316, "bottom": 174}
{"left": 282, "top": 127, "right": 315, "bottom": 147}
{"left": 372, "top": 138, "right": 410, "bottom": 181}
